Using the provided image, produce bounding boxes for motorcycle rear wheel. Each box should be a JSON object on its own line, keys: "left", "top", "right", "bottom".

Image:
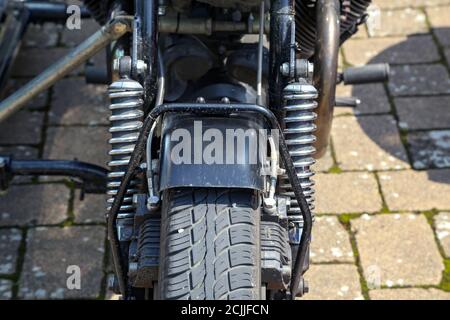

{"left": 158, "top": 188, "right": 262, "bottom": 300}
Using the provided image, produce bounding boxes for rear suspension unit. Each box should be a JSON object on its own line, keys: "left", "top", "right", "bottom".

{"left": 280, "top": 81, "right": 318, "bottom": 215}
{"left": 107, "top": 78, "right": 144, "bottom": 217}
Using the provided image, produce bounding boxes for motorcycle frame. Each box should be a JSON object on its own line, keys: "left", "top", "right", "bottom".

{"left": 0, "top": 0, "right": 342, "bottom": 300}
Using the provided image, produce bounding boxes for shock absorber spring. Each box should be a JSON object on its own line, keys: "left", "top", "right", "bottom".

{"left": 107, "top": 78, "right": 144, "bottom": 217}
{"left": 279, "top": 80, "right": 318, "bottom": 219}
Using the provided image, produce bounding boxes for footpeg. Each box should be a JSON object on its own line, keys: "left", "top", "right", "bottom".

{"left": 335, "top": 96, "right": 361, "bottom": 107}
{"left": 339, "top": 63, "right": 390, "bottom": 85}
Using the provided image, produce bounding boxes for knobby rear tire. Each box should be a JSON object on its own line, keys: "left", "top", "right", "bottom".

{"left": 158, "top": 188, "right": 261, "bottom": 300}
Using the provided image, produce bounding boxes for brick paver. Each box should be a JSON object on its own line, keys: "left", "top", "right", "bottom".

{"left": 374, "top": 0, "right": 450, "bottom": 9}
{"left": 18, "top": 226, "right": 105, "bottom": 299}
{"left": 0, "top": 229, "right": 22, "bottom": 274}
{"left": 0, "top": 0, "right": 449, "bottom": 301}
{"left": 314, "top": 172, "right": 382, "bottom": 214}
{"left": 44, "top": 126, "right": 109, "bottom": 167}
{"left": 395, "top": 96, "right": 450, "bottom": 130}
{"left": 49, "top": 78, "right": 108, "bottom": 126}
{"left": 310, "top": 216, "right": 354, "bottom": 263}
{"left": 388, "top": 64, "right": 450, "bottom": 96}
{"left": 0, "top": 184, "right": 70, "bottom": 226}
{"left": 332, "top": 115, "right": 409, "bottom": 171}
{"left": 0, "top": 280, "right": 12, "bottom": 300}
{"left": 369, "top": 288, "right": 450, "bottom": 300}
{"left": 366, "top": 9, "right": 428, "bottom": 37}
{"left": 73, "top": 192, "right": 107, "bottom": 223}
{"left": 352, "top": 214, "right": 444, "bottom": 287}
{"left": 343, "top": 35, "right": 440, "bottom": 66}
{"left": 379, "top": 170, "right": 450, "bottom": 211}
{"left": 435, "top": 212, "right": 450, "bottom": 258}
{"left": 426, "top": 6, "right": 450, "bottom": 47}
{"left": 408, "top": 130, "right": 450, "bottom": 169}
{"left": 314, "top": 147, "right": 334, "bottom": 172}
{"left": 0, "top": 111, "right": 44, "bottom": 145}
{"left": 303, "top": 264, "right": 363, "bottom": 300}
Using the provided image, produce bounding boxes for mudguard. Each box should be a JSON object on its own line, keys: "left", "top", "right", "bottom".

{"left": 159, "top": 112, "right": 269, "bottom": 191}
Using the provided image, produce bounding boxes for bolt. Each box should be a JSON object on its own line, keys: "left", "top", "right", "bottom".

{"left": 136, "top": 60, "right": 147, "bottom": 74}
{"left": 113, "top": 58, "right": 120, "bottom": 73}
{"left": 112, "top": 22, "right": 128, "bottom": 36}
{"left": 303, "top": 280, "right": 309, "bottom": 293}
{"left": 307, "top": 62, "right": 314, "bottom": 76}
{"left": 128, "top": 262, "right": 138, "bottom": 273}
{"left": 280, "top": 62, "right": 290, "bottom": 76}
{"left": 221, "top": 97, "right": 230, "bottom": 104}
{"left": 196, "top": 97, "right": 206, "bottom": 103}
{"left": 158, "top": 6, "right": 167, "bottom": 16}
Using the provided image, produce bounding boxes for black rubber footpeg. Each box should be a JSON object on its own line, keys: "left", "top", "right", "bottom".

{"left": 341, "top": 63, "right": 390, "bottom": 85}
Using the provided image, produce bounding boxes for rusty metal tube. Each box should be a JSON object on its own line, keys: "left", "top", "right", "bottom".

{"left": 0, "top": 17, "right": 132, "bottom": 123}
{"left": 312, "top": 0, "right": 340, "bottom": 158}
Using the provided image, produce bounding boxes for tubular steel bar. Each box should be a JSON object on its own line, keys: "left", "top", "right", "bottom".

{"left": 0, "top": 16, "right": 133, "bottom": 123}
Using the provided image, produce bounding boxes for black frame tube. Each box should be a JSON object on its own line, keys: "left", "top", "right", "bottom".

{"left": 107, "top": 103, "right": 313, "bottom": 298}
{"left": 7, "top": 159, "right": 107, "bottom": 193}
{"left": 268, "top": 0, "right": 295, "bottom": 116}
{"left": 312, "top": 0, "right": 340, "bottom": 158}
{"left": 139, "top": 0, "right": 158, "bottom": 106}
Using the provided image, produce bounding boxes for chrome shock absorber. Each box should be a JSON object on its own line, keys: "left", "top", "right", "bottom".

{"left": 107, "top": 78, "right": 144, "bottom": 217}
{"left": 279, "top": 80, "right": 318, "bottom": 220}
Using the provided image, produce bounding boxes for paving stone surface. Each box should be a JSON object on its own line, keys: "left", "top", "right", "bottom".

{"left": 314, "top": 146, "right": 334, "bottom": 172}
{"left": 44, "top": 126, "right": 109, "bottom": 167}
{"left": 73, "top": 192, "right": 107, "bottom": 223}
{"left": 310, "top": 216, "right": 354, "bottom": 263}
{"left": 434, "top": 212, "right": 450, "bottom": 258}
{"left": 18, "top": 226, "right": 105, "bottom": 299}
{"left": 302, "top": 264, "right": 363, "bottom": 300}
{"left": 445, "top": 48, "right": 450, "bottom": 66}
{"left": 379, "top": 170, "right": 450, "bottom": 211}
{"left": 408, "top": 130, "right": 450, "bottom": 169}
{"left": 369, "top": 288, "right": 450, "bottom": 300}
{"left": 426, "top": 6, "right": 450, "bottom": 47}
{"left": 0, "top": 229, "right": 22, "bottom": 274}
{"left": 388, "top": 64, "right": 450, "bottom": 97}
{"left": 395, "top": 96, "right": 450, "bottom": 130}
{"left": 352, "top": 214, "right": 444, "bottom": 287}
{"left": 314, "top": 172, "right": 382, "bottom": 214}
{"left": 0, "top": 146, "right": 38, "bottom": 159}
{"left": 343, "top": 35, "right": 440, "bottom": 66}
{"left": 49, "top": 78, "right": 108, "bottom": 126}
{"left": 0, "top": 280, "right": 12, "bottom": 300}
{"left": 0, "top": 111, "right": 44, "bottom": 145}
{"left": 373, "top": 0, "right": 450, "bottom": 9}
{"left": 332, "top": 115, "right": 409, "bottom": 171}
{"left": 0, "top": 184, "right": 69, "bottom": 226}
{"left": 366, "top": 9, "right": 428, "bottom": 37}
